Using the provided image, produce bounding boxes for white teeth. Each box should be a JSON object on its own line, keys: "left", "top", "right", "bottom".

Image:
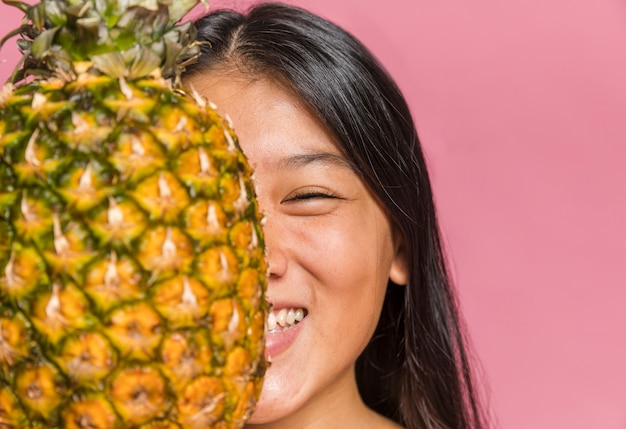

{"left": 267, "top": 312, "right": 277, "bottom": 331}
{"left": 266, "top": 307, "right": 306, "bottom": 333}
{"left": 276, "top": 309, "right": 287, "bottom": 327}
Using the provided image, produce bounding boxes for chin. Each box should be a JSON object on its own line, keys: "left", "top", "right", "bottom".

{"left": 246, "top": 390, "right": 300, "bottom": 426}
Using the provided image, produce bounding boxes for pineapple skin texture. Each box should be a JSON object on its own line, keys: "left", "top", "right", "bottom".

{"left": 0, "top": 70, "right": 267, "bottom": 428}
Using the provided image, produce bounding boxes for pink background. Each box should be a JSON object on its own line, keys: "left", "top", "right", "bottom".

{"left": 1, "top": 0, "right": 625, "bottom": 428}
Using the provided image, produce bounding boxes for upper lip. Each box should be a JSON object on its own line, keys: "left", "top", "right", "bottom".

{"left": 266, "top": 301, "right": 308, "bottom": 312}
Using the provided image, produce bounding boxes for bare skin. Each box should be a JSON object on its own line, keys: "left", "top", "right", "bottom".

{"left": 187, "top": 69, "right": 407, "bottom": 429}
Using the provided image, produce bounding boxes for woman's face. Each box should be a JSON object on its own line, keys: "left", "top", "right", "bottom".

{"left": 187, "top": 70, "right": 408, "bottom": 426}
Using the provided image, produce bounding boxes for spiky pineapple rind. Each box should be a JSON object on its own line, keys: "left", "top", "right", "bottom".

{"left": 1, "top": 6, "right": 267, "bottom": 424}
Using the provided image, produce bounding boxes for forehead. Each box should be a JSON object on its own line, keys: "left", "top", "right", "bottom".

{"left": 186, "top": 67, "right": 294, "bottom": 111}
{"left": 187, "top": 69, "right": 344, "bottom": 163}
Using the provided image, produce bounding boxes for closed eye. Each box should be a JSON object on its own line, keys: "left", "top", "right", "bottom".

{"left": 280, "top": 189, "right": 346, "bottom": 217}
{"left": 284, "top": 191, "right": 340, "bottom": 202}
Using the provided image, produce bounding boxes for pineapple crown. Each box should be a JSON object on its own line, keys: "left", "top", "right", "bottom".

{"left": 1, "top": 0, "right": 206, "bottom": 83}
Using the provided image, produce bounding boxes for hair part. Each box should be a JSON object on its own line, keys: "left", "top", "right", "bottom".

{"left": 186, "top": 3, "right": 488, "bottom": 428}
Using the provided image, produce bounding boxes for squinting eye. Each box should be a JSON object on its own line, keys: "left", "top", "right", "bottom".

{"left": 280, "top": 188, "right": 345, "bottom": 216}
{"left": 286, "top": 191, "right": 338, "bottom": 202}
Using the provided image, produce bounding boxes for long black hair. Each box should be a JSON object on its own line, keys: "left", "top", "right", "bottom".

{"left": 185, "top": 3, "right": 488, "bottom": 428}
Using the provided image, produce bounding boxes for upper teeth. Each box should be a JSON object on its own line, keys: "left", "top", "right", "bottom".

{"left": 266, "top": 308, "right": 305, "bottom": 332}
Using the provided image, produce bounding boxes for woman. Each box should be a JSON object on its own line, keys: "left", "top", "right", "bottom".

{"left": 184, "top": 3, "right": 488, "bottom": 428}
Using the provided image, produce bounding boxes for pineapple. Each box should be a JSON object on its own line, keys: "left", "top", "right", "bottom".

{"left": 0, "top": 0, "right": 268, "bottom": 427}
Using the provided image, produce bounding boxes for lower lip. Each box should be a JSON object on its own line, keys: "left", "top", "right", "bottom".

{"left": 264, "top": 320, "right": 305, "bottom": 360}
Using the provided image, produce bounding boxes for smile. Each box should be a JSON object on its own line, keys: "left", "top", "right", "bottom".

{"left": 266, "top": 308, "right": 306, "bottom": 333}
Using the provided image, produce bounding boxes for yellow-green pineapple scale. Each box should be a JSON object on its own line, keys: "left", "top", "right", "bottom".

{"left": 0, "top": 1, "right": 267, "bottom": 428}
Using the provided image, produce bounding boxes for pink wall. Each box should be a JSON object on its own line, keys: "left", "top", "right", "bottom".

{"left": 2, "top": 1, "right": 625, "bottom": 428}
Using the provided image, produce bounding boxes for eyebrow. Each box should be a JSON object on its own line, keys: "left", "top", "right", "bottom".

{"left": 275, "top": 152, "right": 355, "bottom": 172}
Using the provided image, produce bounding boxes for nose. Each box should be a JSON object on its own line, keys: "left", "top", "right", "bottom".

{"left": 261, "top": 213, "right": 288, "bottom": 279}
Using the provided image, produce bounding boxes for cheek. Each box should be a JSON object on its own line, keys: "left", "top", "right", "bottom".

{"left": 298, "top": 211, "right": 394, "bottom": 313}
{"left": 316, "top": 229, "right": 391, "bottom": 353}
